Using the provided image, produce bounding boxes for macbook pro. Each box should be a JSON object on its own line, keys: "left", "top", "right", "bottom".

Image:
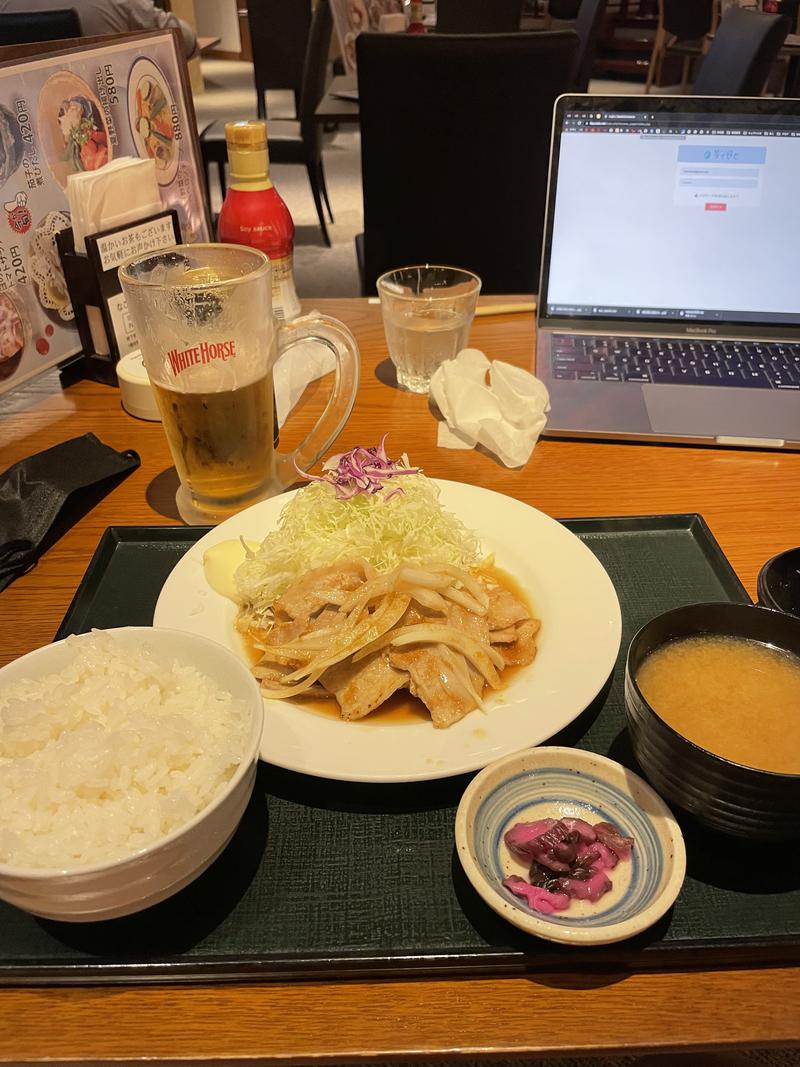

{"left": 537, "top": 95, "right": 800, "bottom": 449}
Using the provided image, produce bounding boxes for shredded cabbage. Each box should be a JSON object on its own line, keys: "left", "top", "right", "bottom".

{"left": 235, "top": 475, "right": 482, "bottom": 620}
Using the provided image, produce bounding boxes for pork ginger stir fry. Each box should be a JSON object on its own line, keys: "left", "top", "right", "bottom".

{"left": 244, "top": 558, "right": 539, "bottom": 728}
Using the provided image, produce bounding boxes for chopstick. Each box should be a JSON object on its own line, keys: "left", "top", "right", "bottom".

{"left": 474, "top": 301, "right": 536, "bottom": 317}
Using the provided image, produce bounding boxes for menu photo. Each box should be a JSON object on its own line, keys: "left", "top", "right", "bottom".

{"left": 330, "top": 0, "right": 405, "bottom": 72}
{"left": 0, "top": 31, "right": 210, "bottom": 395}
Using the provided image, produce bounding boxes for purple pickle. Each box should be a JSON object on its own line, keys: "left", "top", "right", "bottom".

{"left": 503, "top": 875, "right": 571, "bottom": 914}
{"left": 502, "top": 816, "right": 634, "bottom": 916}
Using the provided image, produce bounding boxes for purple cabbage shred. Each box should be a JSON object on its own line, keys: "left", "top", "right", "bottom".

{"left": 296, "top": 435, "right": 420, "bottom": 500}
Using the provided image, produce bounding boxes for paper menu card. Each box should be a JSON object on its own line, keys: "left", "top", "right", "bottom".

{"left": 0, "top": 31, "right": 210, "bottom": 396}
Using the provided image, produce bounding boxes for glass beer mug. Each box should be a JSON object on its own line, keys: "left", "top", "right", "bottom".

{"left": 119, "top": 244, "right": 359, "bottom": 524}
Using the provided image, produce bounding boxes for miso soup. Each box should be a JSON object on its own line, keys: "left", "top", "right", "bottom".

{"left": 636, "top": 635, "right": 800, "bottom": 775}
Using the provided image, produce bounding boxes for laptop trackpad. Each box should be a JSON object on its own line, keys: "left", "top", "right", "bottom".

{"left": 643, "top": 384, "right": 790, "bottom": 441}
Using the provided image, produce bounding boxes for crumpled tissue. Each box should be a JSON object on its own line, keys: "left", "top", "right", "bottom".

{"left": 429, "top": 348, "right": 551, "bottom": 468}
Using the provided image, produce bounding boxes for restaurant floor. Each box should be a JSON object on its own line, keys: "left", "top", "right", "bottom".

{"left": 192, "top": 62, "right": 681, "bottom": 301}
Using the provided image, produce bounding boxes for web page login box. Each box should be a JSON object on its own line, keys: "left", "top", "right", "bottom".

{"left": 675, "top": 144, "right": 766, "bottom": 209}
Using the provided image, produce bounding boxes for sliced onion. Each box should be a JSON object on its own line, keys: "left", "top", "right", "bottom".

{"left": 426, "top": 564, "right": 490, "bottom": 608}
{"left": 353, "top": 623, "right": 502, "bottom": 688}
{"left": 396, "top": 566, "right": 452, "bottom": 590}
{"left": 442, "top": 586, "right": 487, "bottom": 615}
{"left": 280, "top": 593, "right": 411, "bottom": 684}
{"left": 339, "top": 574, "right": 393, "bottom": 614}
{"left": 439, "top": 643, "right": 486, "bottom": 711}
{"left": 406, "top": 587, "right": 448, "bottom": 614}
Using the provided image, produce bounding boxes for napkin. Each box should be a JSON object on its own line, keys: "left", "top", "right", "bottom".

{"left": 68, "top": 157, "right": 161, "bottom": 255}
{"left": 0, "top": 434, "right": 140, "bottom": 592}
{"left": 67, "top": 157, "right": 162, "bottom": 355}
{"left": 430, "top": 349, "right": 551, "bottom": 468}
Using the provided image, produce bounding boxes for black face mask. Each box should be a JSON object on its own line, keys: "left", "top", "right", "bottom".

{"left": 0, "top": 433, "right": 140, "bottom": 592}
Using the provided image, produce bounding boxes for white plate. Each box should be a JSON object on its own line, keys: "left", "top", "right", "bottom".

{"left": 154, "top": 481, "right": 622, "bottom": 783}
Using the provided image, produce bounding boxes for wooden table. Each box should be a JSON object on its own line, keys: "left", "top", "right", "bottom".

{"left": 1, "top": 298, "right": 799, "bottom": 1065}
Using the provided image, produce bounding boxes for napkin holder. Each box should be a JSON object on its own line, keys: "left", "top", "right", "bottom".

{"left": 56, "top": 209, "right": 181, "bottom": 385}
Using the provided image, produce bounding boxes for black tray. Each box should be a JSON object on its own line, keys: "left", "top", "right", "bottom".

{"left": 3, "top": 514, "right": 799, "bottom": 986}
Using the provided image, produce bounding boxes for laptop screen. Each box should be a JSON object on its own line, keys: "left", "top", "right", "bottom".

{"left": 540, "top": 97, "right": 800, "bottom": 331}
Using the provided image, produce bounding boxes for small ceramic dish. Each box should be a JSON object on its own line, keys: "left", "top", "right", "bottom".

{"left": 455, "top": 747, "right": 686, "bottom": 946}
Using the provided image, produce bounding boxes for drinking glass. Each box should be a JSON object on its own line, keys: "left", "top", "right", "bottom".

{"left": 119, "top": 244, "right": 360, "bottom": 525}
{"left": 377, "top": 265, "right": 481, "bottom": 393}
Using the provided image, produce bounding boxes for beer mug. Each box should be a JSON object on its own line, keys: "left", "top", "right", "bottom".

{"left": 119, "top": 244, "right": 360, "bottom": 524}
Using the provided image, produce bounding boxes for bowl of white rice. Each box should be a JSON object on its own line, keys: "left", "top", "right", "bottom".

{"left": 0, "top": 627, "right": 263, "bottom": 922}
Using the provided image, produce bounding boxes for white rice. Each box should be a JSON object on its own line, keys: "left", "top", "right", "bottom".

{"left": 0, "top": 631, "right": 251, "bottom": 870}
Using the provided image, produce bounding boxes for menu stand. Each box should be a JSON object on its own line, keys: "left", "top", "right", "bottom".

{"left": 56, "top": 209, "right": 181, "bottom": 386}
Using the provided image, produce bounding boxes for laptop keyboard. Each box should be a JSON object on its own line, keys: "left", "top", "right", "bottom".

{"left": 550, "top": 335, "right": 800, "bottom": 390}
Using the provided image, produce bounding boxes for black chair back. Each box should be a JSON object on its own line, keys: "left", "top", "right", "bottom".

{"left": 693, "top": 7, "right": 789, "bottom": 96}
{"left": 435, "top": 0, "right": 523, "bottom": 33}
{"left": 572, "top": 0, "right": 608, "bottom": 91}
{"left": 0, "top": 8, "right": 80, "bottom": 44}
{"left": 298, "top": 0, "right": 333, "bottom": 149}
{"left": 357, "top": 30, "right": 578, "bottom": 295}
{"left": 548, "top": 0, "right": 581, "bottom": 18}
{"left": 247, "top": 0, "right": 311, "bottom": 119}
{"left": 662, "top": 0, "right": 715, "bottom": 42}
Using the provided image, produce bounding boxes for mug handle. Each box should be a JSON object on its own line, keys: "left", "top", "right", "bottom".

{"left": 272, "top": 312, "right": 360, "bottom": 491}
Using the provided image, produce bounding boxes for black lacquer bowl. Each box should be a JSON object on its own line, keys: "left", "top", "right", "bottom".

{"left": 758, "top": 548, "right": 800, "bottom": 619}
{"left": 624, "top": 603, "right": 800, "bottom": 841}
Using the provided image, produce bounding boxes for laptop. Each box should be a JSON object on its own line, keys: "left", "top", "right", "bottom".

{"left": 536, "top": 95, "right": 800, "bottom": 450}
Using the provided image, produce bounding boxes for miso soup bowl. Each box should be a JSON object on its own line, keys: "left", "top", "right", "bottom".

{"left": 624, "top": 603, "right": 800, "bottom": 841}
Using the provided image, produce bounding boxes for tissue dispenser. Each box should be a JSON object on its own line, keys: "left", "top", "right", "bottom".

{"left": 56, "top": 209, "right": 181, "bottom": 384}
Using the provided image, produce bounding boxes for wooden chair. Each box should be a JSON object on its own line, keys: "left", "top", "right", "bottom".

{"left": 356, "top": 29, "right": 579, "bottom": 295}
{"left": 644, "top": 0, "right": 717, "bottom": 92}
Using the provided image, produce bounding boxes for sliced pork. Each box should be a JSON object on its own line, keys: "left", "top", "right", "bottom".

{"left": 252, "top": 557, "right": 539, "bottom": 726}
{"left": 321, "top": 651, "right": 408, "bottom": 721}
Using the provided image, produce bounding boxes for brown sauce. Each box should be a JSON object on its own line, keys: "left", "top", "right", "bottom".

{"left": 243, "top": 565, "right": 538, "bottom": 726}
{"left": 636, "top": 635, "right": 800, "bottom": 775}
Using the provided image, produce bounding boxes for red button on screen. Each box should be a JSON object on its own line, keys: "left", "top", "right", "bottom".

{"left": 705, "top": 202, "right": 727, "bottom": 212}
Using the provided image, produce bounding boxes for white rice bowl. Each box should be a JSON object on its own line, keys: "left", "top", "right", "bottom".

{"left": 0, "top": 627, "right": 263, "bottom": 921}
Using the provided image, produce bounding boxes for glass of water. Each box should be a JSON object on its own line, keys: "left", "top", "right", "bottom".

{"left": 377, "top": 265, "right": 481, "bottom": 393}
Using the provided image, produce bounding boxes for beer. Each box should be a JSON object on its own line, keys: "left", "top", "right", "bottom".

{"left": 119, "top": 244, "right": 360, "bottom": 525}
{"left": 152, "top": 373, "right": 275, "bottom": 518}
